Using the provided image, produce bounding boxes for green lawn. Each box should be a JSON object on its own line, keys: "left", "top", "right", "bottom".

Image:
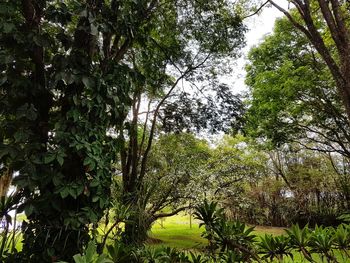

{"left": 147, "top": 213, "right": 207, "bottom": 249}
{"left": 147, "top": 213, "right": 285, "bottom": 249}
{"left": 148, "top": 214, "right": 348, "bottom": 262}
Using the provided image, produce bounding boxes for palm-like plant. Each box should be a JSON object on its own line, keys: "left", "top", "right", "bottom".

{"left": 285, "top": 224, "right": 314, "bottom": 262}
{"left": 333, "top": 224, "right": 350, "bottom": 259}
{"left": 194, "top": 200, "right": 259, "bottom": 261}
{"left": 213, "top": 220, "right": 256, "bottom": 252}
{"left": 308, "top": 225, "right": 337, "bottom": 263}
{"left": 218, "top": 250, "right": 244, "bottom": 263}
{"left": 193, "top": 200, "right": 224, "bottom": 250}
{"left": 187, "top": 251, "right": 208, "bottom": 263}
{"left": 258, "top": 234, "right": 293, "bottom": 262}
{"left": 337, "top": 214, "right": 350, "bottom": 223}
{"left": 193, "top": 199, "right": 224, "bottom": 229}
{"left": 141, "top": 247, "right": 187, "bottom": 263}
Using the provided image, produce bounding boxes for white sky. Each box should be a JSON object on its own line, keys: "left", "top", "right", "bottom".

{"left": 223, "top": 3, "right": 288, "bottom": 93}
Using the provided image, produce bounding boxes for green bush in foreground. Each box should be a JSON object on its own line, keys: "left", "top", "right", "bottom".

{"left": 45, "top": 203, "right": 350, "bottom": 262}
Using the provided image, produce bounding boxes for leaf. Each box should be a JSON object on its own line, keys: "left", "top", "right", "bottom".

{"left": 96, "top": 255, "right": 113, "bottom": 263}
{"left": 62, "top": 72, "right": 74, "bottom": 85}
{"left": 14, "top": 130, "right": 27, "bottom": 142}
{"left": 0, "top": 75, "right": 7, "bottom": 85}
{"left": 57, "top": 155, "right": 64, "bottom": 166}
{"left": 33, "top": 34, "right": 50, "bottom": 47}
{"left": 89, "top": 180, "right": 99, "bottom": 187}
{"left": 60, "top": 188, "right": 69, "bottom": 199}
{"left": 68, "top": 188, "right": 77, "bottom": 199}
{"left": 3, "top": 22, "right": 15, "bottom": 33}
{"left": 52, "top": 176, "right": 61, "bottom": 186}
{"left": 82, "top": 76, "right": 94, "bottom": 89}
{"left": 25, "top": 204, "right": 34, "bottom": 217}
{"left": 83, "top": 157, "right": 91, "bottom": 166}
{"left": 85, "top": 241, "right": 96, "bottom": 261}
{"left": 90, "top": 24, "right": 98, "bottom": 36}
{"left": 30, "top": 156, "right": 42, "bottom": 164}
{"left": 72, "top": 254, "right": 86, "bottom": 263}
{"left": 76, "top": 185, "right": 84, "bottom": 196}
{"left": 44, "top": 154, "right": 56, "bottom": 164}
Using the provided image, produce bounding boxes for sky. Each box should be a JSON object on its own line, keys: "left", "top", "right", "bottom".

{"left": 223, "top": 4, "right": 287, "bottom": 94}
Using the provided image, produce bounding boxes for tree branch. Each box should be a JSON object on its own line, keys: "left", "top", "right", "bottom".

{"left": 242, "top": 0, "right": 270, "bottom": 20}
{"left": 153, "top": 206, "right": 189, "bottom": 220}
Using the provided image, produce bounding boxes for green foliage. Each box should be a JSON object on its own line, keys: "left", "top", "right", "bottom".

{"left": 0, "top": 228, "right": 21, "bottom": 262}
{"left": 160, "top": 86, "right": 246, "bottom": 134}
{"left": 187, "top": 252, "right": 208, "bottom": 263}
{"left": 57, "top": 221, "right": 350, "bottom": 263}
{"left": 338, "top": 214, "right": 350, "bottom": 223}
{"left": 333, "top": 224, "right": 350, "bottom": 250}
{"left": 0, "top": 192, "right": 22, "bottom": 261}
{"left": 194, "top": 200, "right": 258, "bottom": 261}
{"left": 193, "top": 200, "right": 350, "bottom": 262}
{"left": 0, "top": 0, "right": 246, "bottom": 259}
{"left": 333, "top": 224, "right": 350, "bottom": 259}
{"left": 229, "top": 144, "right": 347, "bottom": 227}
{"left": 146, "top": 133, "right": 211, "bottom": 210}
{"left": 308, "top": 225, "right": 336, "bottom": 262}
{"left": 245, "top": 15, "right": 349, "bottom": 153}
{"left": 285, "top": 224, "right": 310, "bottom": 249}
{"left": 193, "top": 200, "right": 224, "bottom": 229}
{"left": 59, "top": 241, "right": 112, "bottom": 263}
{"left": 285, "top": 224, "right": 314, "bottom": 262}
{"left": 106, "top": 242, "right": 137, "bottom": 263}
{"left": 107, "top": 0, "right": 246, "bottom": 245}
{"left": 258, "top": 234, "right": 293, "bottom": 262}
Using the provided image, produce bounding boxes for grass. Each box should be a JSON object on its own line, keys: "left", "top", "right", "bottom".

{"left": 148, "top": 213, "right": 286, "bottom": 249}
{"left": 147, "top": 213, "right": 207, "bottom": 249}
{"left": 148, "top": 214, "right": 349, "bottom": 262}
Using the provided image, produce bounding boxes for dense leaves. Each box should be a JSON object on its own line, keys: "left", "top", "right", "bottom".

{"left": 268, "top": 0, "right": 350, "bottom": 123}
{"left": 0, "top": 0, "right": 247, "bottom": 260}
{"left": 246, "top": 16, "right": 350, "bottom": 157}
{"left": 160, "top": 85, "right": 246, "bottom": 134}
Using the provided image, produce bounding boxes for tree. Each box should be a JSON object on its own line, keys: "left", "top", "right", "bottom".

{"left": 116, "top": 133, "right": 211, "bottom": 242}
{"left": 245, "top": 16, "right": 350, "bottom": 157}
{"left": 113, "top": 0, "right": 246, "bottom": 244}
{"left": 1, "top": 0, "right": 247, "bottom": 260}
{"left": 267, "top": 0, "right": 350, "bottom": 123}
{"left": 1, "top": 1, "right": 137, "bottom": 260}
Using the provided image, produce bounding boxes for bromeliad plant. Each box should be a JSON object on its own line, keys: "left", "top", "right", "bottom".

{"left": 193, "top": 200, "right": 224, "bottom": 251}
{"left": 194, "top": 200, "right": 259, "bottom": 262}
{"left": 308, "top": 225, "right": 337, "bottom": 263}
{"left": 333, "top": 224, "right": 350, "bottom": 259}
{"left": 258, "top": 234, "right": 293, "bottom": 262}
{"left": 285, "top": 224, "right": 314, "bottom": 262}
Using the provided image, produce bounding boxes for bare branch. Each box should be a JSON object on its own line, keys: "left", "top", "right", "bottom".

{"left": 242, "top": 0, "right": 270, "bottom": 20}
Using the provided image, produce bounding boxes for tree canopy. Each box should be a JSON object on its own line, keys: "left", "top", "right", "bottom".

{"left": 268, "top": 0, "right": 350, "bottom": 122}
{"left": 246, "top": 16, "right": 350, "bottom": 157}
{"left": 0, "top": 0, "right": 246, "bottom": 260}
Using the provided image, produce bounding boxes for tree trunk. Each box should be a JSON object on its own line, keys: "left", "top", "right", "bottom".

{"left": 269, "top": 0, "right": 350, "bottom": 123}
